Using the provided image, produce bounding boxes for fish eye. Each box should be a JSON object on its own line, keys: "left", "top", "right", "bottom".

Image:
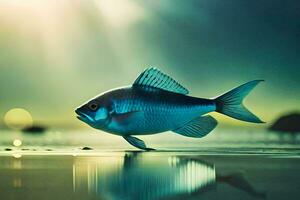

{"left": 88, "top": 103, "right": 98, "bottom": 111}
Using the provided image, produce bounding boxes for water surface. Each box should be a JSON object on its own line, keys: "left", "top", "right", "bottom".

{"left": 1, "top": 151, "right": 300, "bottom": 200}
{"left": 1, "top": 128, "right": 300, "bottom": 199}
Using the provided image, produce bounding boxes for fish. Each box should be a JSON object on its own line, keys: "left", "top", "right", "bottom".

{"left": 75, "top": 67, "right": 264, "bottom": 150}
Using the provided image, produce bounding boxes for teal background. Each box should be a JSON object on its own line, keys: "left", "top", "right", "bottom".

{"left": 0, "top": 0, "right": 299, "bottom": 128}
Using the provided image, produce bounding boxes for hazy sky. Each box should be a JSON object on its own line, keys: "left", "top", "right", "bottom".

{"left": 0, "top": 0, "right": 299, "bottom": 128}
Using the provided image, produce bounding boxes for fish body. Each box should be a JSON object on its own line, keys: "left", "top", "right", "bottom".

{"left": 76, "top": 67, "right": 264, "bottom": 150}
{"left": 97, "top": 85, "right": 215, "bottom": 135}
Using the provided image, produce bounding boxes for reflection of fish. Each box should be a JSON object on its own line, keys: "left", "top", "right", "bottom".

{"left": 77, "top": 154, "right": 216, "bottom": 200}
{"left": 76, "top": 67, "right": 264, "bottom": 150}
{"left": 114, "top": 155, "right": 215, "bottom": 200}
{"left": 73, "top": 153, "right": 265, "bottom": 200}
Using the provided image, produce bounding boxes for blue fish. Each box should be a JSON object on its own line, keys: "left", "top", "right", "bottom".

{"left": 75, "top": 67, "right": 264, "bottom": 150}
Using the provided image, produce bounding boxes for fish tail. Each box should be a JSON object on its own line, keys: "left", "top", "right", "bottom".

{"left": 214, "top": 80, "right": 265, "bottom": 123}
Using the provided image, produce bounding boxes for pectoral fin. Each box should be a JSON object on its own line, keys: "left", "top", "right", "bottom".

{"left": 123, "top": 136, "right": 155, "bottom": 151}
{"left": 173, "top": 115, "right": 218, "bottom": 138}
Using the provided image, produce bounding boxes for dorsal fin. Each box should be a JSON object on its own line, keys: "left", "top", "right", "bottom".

{"left": 133, "top": 67, "right": 189, "bottom": 95}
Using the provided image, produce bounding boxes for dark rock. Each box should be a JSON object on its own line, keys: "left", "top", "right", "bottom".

{"left": 269, "top": 112, "right": 300, "bottom": 133}
{"left": 5, "top": 148, "right": 12, "bottom": 151}
{"left": 82, "top": 147, "right": 93, "bottom": 150}
{"left": 22, "top": 125, "right": 47, "bottom": 134}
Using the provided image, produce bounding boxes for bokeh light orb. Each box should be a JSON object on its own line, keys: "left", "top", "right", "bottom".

{"left": 13, "top": 139, "right": 22, "bottom": 147}
{"left": 4, "top": 108, "right": 33, "bottom": 130}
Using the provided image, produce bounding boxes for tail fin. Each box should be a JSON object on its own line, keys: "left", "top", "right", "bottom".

{"left": 214, "top": 80, "right": 264, "bottom": 123}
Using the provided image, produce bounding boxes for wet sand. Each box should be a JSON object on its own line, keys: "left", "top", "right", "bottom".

{"left": 1, "top": 150, "right": 300, "bottom": 200}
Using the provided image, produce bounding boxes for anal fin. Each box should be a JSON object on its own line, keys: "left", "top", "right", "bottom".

{"left": 123, "top": 136, "right": 155, "bottom": 151}
{"left": 173, "top": 115, "right": 218, "bottom": 138}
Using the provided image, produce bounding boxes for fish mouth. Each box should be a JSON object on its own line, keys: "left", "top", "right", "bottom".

{"left": 75, "top": 109, "right": 90, "bottom": 122}
{"left": 76, "top": 114, "right": 86, "bottom": 121}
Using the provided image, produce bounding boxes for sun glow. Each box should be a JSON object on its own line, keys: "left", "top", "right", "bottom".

{"left": 94, "top": 0, "right": 144, "bottom": 28}
{"left": 4, "top": 108, "right": 33, "bottom": 130}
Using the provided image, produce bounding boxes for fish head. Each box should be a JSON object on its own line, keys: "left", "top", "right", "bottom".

{"left": 75, "top": 97, "right": 110, "bottom": 129}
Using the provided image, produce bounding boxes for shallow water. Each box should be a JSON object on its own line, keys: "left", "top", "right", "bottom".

{"left": 1, "top": 151, "right": 300, "bottom": 200}
{"left": 1, "top": 129, "right": 300, "bottom": 199}
{"left": 1, "top": 128, "right": 300, "bottom": 151}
